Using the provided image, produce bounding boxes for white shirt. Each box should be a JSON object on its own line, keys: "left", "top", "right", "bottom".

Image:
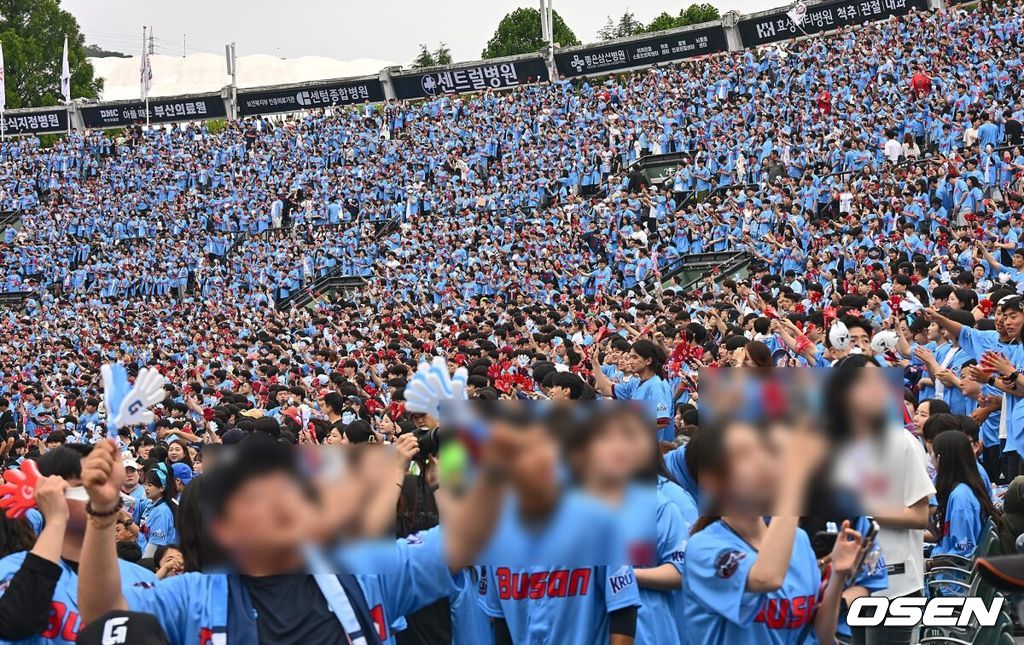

{"left": 835, "top": 427, "right": 935, "bottom": 598}
{"left": 884, "top": 138, "right": 902, "bottom": 163}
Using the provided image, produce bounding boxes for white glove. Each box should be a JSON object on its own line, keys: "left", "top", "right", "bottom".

{"left": 113, "top": 367, "right": 167, "bottom": 429}
{"left": 404, "top": 356, "right": 468, "bottom": 419}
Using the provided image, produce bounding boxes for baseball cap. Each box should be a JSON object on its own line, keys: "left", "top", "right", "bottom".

{"left": 171, "top": 462, "right": 194, "bottom": 487}
{"left": 123, "top": 456, "right": 142, "bottom": 471}
{"left": 76, "top": 611, "right": 170, "bottom": 645}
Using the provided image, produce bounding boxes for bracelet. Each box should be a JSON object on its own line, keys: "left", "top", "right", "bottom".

{"left": 85, "top": 501, "right": 120, "bottom": 519}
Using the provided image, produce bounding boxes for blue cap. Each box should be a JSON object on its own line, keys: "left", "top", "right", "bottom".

{"left": 171, "top": 462, "right": 194, "bottom": 487}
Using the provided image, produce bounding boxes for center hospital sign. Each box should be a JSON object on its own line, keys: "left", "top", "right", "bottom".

{"left": 554, "top": 25, "right": 728, "bottom": 78}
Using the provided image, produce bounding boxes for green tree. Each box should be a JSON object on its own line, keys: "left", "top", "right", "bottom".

{"left": 0, "top": 0, "right": 102, "bottom": 108}
{"left": 681, "top": 2, "right": 720, "bottom": 25}
{"left": 481, "top": 7, "right": 579, "bottom": 59}
{"left": 412, "top": 42, "right": 454, "bottom": 68}
{"left": 645, "top": 11, "right": 684, "bottom": 32}
{"left": 599, "top": 10, "right": 645, "bottom": 40}
{"left": 412, "top": 44, "right": 436, "bottom": 68}
{"left": 642, "top": 3, "right": 721, "bottom": 33}
{"left": 434, "top": 42, "right": 453, "bottom": 66}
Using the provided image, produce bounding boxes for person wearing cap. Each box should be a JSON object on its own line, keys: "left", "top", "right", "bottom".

{"left": 120, "top": 455, "right": 146, "bottom": 523}
{"left": 170, "top": 463, "right": 193, "bottom": 502}
{"left": 77, "top": 431, "right": 512, "bottom": 645}
{"left": 0, "top": 447, "right": 156, "bottom": 644}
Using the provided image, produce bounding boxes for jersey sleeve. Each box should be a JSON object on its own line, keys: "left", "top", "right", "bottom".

{"left": 664, "top": 445, "right": 697, "bottom": 498}
{"left": 685, "top": 532, "right": 762, "bottom": 626}
{"left": 361, "top": 527, "right": 463, "bottom": 621}
{"left": 958, "top": 326, "right": 994, "bottom": 361}
{"left": 602, "top": 512, "right": 641, "bottom": 613}
{"left": 602, "top": 565, "right": 641, "bottom": 613}
{"left": 656, "top": 499, "right": 687, "bottom": 577}
{"left": 653, "top": 381, "right": 672, "bottom": 423}
{"left": 612, "top": 379, "right": 636, "bottom": 401}
{"left": 944, "top": 490, "right": 983, "bottom": 557}
{"left": 123, "top": 573, "right": 201, "bottom": 645}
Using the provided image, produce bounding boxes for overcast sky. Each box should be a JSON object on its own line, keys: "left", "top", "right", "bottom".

{"left": 63, "top": 0, "right": 782, "bottom": 67}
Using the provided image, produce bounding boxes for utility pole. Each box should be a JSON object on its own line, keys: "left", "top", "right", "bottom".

{"left": 183, "top": 34, "right": 186, "bottom": 57}
{"left": 224, "top": 41, "right": 237, "bottom": 120}
{"left": 148, "top": 27, "right": 155, "bottom": 55}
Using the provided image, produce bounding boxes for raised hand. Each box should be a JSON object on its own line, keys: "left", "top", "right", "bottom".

{"left": 81, "top": 440, "right": 125, "bottom": 512}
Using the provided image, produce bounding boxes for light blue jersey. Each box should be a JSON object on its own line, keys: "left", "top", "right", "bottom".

{"left": 0, "top": 553, "right": 157, "bottom": 644}
{"left": 614, "top": 375, "right": 674, "bottom": 441}
{"left": 684, "top": 520, "right": 823, "bottom": 645}
{"left": 123, "top": 527, "right": 459, "bottom": 645}
{"left": 478, "top": 490, "right": 641, "bottom": 645}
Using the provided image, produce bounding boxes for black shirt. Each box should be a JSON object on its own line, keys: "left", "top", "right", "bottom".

{"left": 244, "top": 575, "right": 347, "bottom": 645}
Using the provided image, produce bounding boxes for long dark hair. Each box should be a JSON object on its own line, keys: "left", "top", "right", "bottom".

{"left": 0, "top": 515, "right": 35, "bottom": 558}
{"left": 145, "top": 462, "right": 178, "bottom": 515}
{"left": 631, "top": 339, "right": 666, "bottom": 378}
{"left": 932, "top": 431, "right": 1000, "bottom": 535}
{"left": 175, "top": 476, "right": 224, "bottom": 572}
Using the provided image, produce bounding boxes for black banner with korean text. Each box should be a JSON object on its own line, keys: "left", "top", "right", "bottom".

{"left": 237, "top": 78, "right": 385, "bottom": 116}
{"left": 737, "top": 0, "right": 929, "bottom": 47}
{"left": 0, "top": 109, "right": 69, "bottom": 135}
{"left": 554, "top": 25, "right": 728, "bottom": 78}
{"left": 391, "top": 58, "right": 550, "bottom": 100}
{"left": 81, "top": 95, "right": 227, "bottom": 129}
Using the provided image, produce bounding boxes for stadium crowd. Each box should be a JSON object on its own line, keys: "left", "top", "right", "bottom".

{"left": 0, "top": 0, "right": 1022, "bottom": 643}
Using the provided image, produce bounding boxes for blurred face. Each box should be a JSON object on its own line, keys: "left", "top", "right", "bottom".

{"left": 847, "top": 365, "right": 891, "bottom": 429}
{"left": 211, "top": 472, "right": 315, "bottom": 563}
{"left": 742, "top": 347, "right": 760, "bottom": 368}
{"left": 507, "top": 423, "right": 558, "bottom": 498}
{"left": 949, "top": 292, "right": 962, "bottom": 310}
{"left": 704, "top": 423, "right": 776, "bottom": 514}
{"left": 583, "top": 421, "right": 636, "bottom": 485}
{"left": 115, "top": 521, "right": 132, "bottom": 542}
{"left": 326, "top": 428, "right": 344, "bottom": 445}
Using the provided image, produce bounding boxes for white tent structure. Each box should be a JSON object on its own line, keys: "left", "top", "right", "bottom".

{"left": 90, "top": 53, "right": 395, "bottom": 101}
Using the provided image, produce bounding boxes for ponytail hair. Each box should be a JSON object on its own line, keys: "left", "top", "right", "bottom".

{"left": 631, "top": 339, "right": 666, "bottom": 377}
